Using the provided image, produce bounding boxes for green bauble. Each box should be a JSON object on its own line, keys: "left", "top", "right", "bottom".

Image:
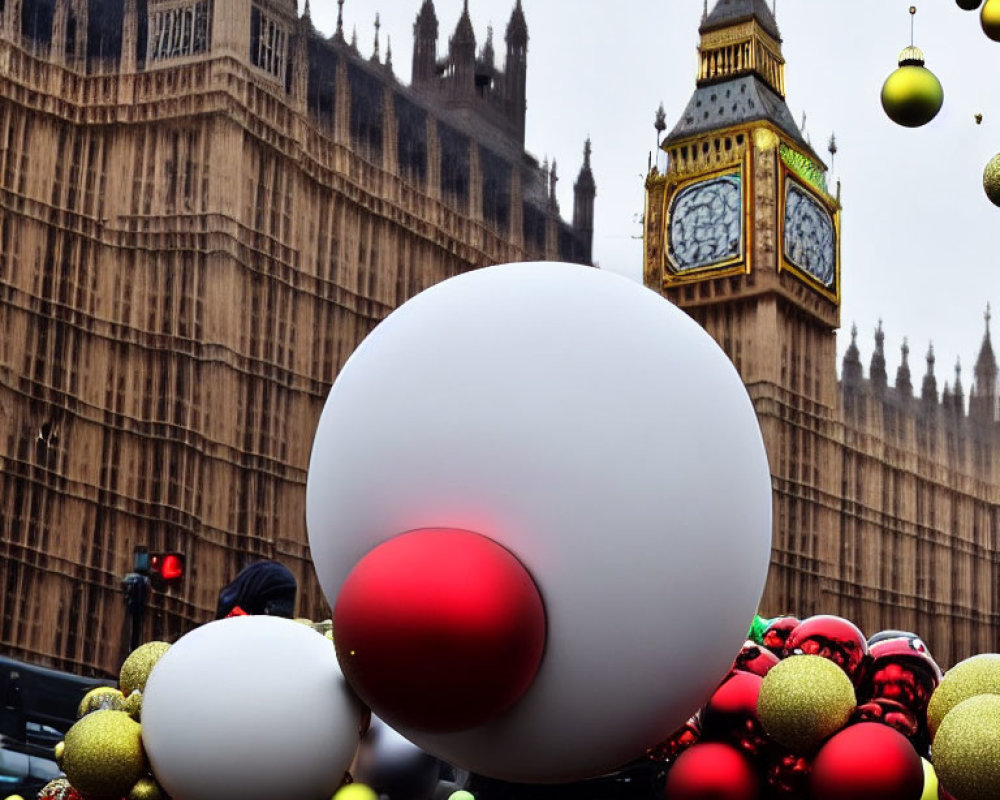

{"left": 984, "top": 153, "right": 1000, "bottom": 207}
{"left": 881, "top": 61, "right": 944, "bottom": 128}
{"left": 983, "top": 0, "right": 1000, "bottom": 40}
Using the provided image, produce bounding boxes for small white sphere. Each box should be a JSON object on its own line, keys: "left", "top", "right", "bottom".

{"left": 141, "top": 616, "right": 364, "bottom": 800}
{"left": 306, "top": 262, "right": 772, "bottom": 782}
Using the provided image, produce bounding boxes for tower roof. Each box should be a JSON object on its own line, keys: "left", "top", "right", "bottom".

{"left": 975, "top": 304, "right": 997, "bottom": 381}
{"left": 452, "top": 1, "right": 475, "bottom": 49}
{"left": 701, "top": 0, "right": 780, "bottom": 40}
{"left": 665, "top": 74, "right": 814, "bottom": 156}
{"left": 506, "top": 0, "right": 528, "bottom": 45}
{"left": 415, "top": 0, "right": 438, "bottom": 39}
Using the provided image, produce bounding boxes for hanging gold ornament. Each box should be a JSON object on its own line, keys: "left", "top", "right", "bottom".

{"left": 984, "top": 153, "right": 1000, "bottom": 206}
{"left": 983, "top": 0, "right": 1000, "bottom": 40}
{"left": 119, "top": 641, "right": 170, "bottom": 696}
{"left": 128, "top": 777, "right": 167, "bottom": 800}
{"left": 77, "top": 686, "right": 125, "bottom": 717}
{"left": 62, "top": 710, "right": 148, "bottom": 799}
{"left": 881, "top": 46, "right": 944, "bottom": 127}
{"left": 53, "top": 740, "right": 65, "bottom": 768}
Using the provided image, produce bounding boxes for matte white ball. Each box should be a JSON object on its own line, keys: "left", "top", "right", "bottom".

{"left": 306, "top": 262, "right": 772, "bottom": 782}
{"left": 141, "top": 616, "right": 364, "bottom": 800}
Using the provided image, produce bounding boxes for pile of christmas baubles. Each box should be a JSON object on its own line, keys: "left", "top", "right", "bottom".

{"left": 650, "top": 613, "right": 1000, "bottom": 800}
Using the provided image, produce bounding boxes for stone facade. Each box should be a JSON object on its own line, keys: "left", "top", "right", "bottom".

{"left": 644, "top": 0, "right": 997, "bottom": 668}
{"left": 0, "top": 0, "right": 594, "bottom": 675}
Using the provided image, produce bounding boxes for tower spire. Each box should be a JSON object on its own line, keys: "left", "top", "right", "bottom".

{"left": 335, "top": 0, "right": 345, "bottom": 41}
{"left": 372, "top": 13, "right": 380, "bottom": 62}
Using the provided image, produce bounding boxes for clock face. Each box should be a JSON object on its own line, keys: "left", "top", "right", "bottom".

{"left": 783, "top": 181, "right": 836, "bottom": 288}
{"left": 668, "top": 174, "right": 742, "bottom": 273}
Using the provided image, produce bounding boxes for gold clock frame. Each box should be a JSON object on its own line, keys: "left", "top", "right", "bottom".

{"left": 777, "top": 165, "right": 841, "bottom": 304}
{"left": 661, "top": 159, "right": 750, "bottom": 286}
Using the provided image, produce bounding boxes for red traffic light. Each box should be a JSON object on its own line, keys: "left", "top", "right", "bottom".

{"left": 151, "top": 552, "right": 185, "bottom": 584}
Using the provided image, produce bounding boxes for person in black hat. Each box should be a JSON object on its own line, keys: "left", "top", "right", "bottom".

{"left": 215, "top": 560, "right": 298, "bottom": 619}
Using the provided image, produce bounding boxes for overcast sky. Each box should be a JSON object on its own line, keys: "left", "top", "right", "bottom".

{"left": 299, "top": 0, "right": 1000, "bottom": 393}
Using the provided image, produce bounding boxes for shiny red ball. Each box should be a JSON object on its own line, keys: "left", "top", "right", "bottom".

{"left": 852, "top": 698, "right": 919, "bottom": 739}
{"left": 664, "top": 742, "right": 760, "bottom": 800}
{"left": 761, "top": 616, "right": 800, "bottom": 657}
{"left": 702, "top": 671, "right": 767, "bottom": 756}
{"left": 764, "top": 751, "right": 811, "bottom": 799}
{"left": 783, "top": 615, "right": 868, "bottom": 681}
{"left": 333, "top": 528, "right": 547, "bottom": 733}
{"left": 648, "top": 716, "right": 701, "bottom": 763}
{"left": 809, "top": 722, "right": 923, "bottom": 800}
{"left": 733, "top": 640, "right": 780, "bottom": 677}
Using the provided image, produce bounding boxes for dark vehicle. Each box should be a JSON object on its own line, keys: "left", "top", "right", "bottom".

{"left": 1, "top": 657, "right": 114, "bottom": 797}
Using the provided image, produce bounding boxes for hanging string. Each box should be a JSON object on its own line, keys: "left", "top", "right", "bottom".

{"left": 910, "top": 6, "right": 916, "bottom": 46}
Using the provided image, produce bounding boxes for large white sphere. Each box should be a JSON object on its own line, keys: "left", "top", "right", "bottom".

{"left": 141, "top": 616, "right": 364, "bottom": 800}
{"left": 306, "top": 262, "right": 772, "bottom": 782}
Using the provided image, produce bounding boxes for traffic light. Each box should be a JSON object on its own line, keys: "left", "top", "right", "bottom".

{"left": 150, "top": 552, "right": 186, "bottom": 586}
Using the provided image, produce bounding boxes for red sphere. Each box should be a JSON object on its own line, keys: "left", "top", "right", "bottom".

{"left": 861, "top": 631, "right": 941, "bottom": 714}
{"left": 733, "top": 640, "right": 781, "bottom": 677}
{"left": 852, "top": 698, "right": 919, "bottom": 739}
{"left": 648, "top": 716, "right": 701, "bottom": 763}
{"left": 333, "top": 528, "right": 547, "bottom": 732}
{"left": 783, "top": 615, "right": 868, "bottom": 681}
{"left": 701, "top": 672, "right": 767, "bottom": 756}
{"left": 765, "top": 751, "right": 811, "bottom": 799}
{"left": 809, "top": 722, "right": 924, "bottom": 800}
{"left": 761, "top": 616, "right": 800, "bottom": 657}
{"left": 664, "top": 742, "right": 760, "bottom": 800}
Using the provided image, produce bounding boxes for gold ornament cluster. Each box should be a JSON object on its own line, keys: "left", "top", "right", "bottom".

{"left": 57, "top": 641, "right": 171, "bottom": 800}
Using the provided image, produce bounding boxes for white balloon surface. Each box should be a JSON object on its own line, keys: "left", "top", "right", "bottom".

{"left": 141, "top": 616, "right": 364, "bottom": 800}
{"left": 306, "top": 261, "right": 773, "bottom": 782}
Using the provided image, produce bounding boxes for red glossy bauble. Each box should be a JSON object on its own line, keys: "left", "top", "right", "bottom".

{"left": 783, "top": 615, "right": 868, "bottom": 681}
{"left": 861, "top": 631, "right": 941, "bottom": 713}
{"left": 648, "top": 716, "right": 701, "bottom": 763}
{"left": 733, "top": 640, "right": 780, "bottom": 677}
{"left": 762, "top": 616, "right": 800, "bottom": 657}
{"left": 701, "top": 672, "right": 767, "bottom": 756}
{"left": 852, "top": 698, "right": 919, "bottom": 739}
{"left": 764, "top": 751, "right": 811, "bottom": 799}
{"left": 664, "top": 742, "right": 760, "bottom": 800}
{"left": 333, "top": 528, "right": 547, "bottom": 733}
{"left": 809, "top": 722, "right": 924, "bottom": 800}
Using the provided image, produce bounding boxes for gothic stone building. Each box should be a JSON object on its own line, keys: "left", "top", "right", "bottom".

{"left": 645, "top": 0, "right": 997, "bottom": 667}
{"left": 0, "top": 0, "right": 595, "bottom": 675}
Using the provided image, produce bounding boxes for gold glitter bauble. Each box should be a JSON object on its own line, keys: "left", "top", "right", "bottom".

{"left": 881, "top": 62, "right": 944, "bottom": 128}
{"left": 77, "top": 686, "right": 125, "bottom": 717}
{"left": 933, "top": 693, "right": 1000, "bottom": 800}
{"left": 62, "top": 709, "right": 147, "bottom": 798}
{"left": 333, "top": 783, "right": 379, "bottom": 800}
{"left": 927, "top": 653, "right": 1000, "bottom": 738}
{"left": 3, "top": 794, "right": 26, "bottom": 800}
{"left": 757, "top": 654, "right": 856, "bottom": 752}
{"left": 983, "top": 152, "right": 1000, "bottom": 207}
{"left": 124, "top": 689, "right": 143, "bottom": 720}
{"left": 119, "top": 641, "right": 170, "bottom": 696}
{"left": 128, "top": 777, "right": 166, "bottom": 800}
{"left": 53, "top": 740, "right": 65, "bottom": 768}
{"left": 982, "top": 0, "right": 1000, "bottom": 40}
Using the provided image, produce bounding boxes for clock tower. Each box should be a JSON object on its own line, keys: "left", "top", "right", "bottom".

{"left": 644, "top": 0, "right": 843, "bottom": 617}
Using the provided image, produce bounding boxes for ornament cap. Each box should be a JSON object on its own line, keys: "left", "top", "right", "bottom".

{"left": 898, "top": 45, "right": 925, "bottom": 66}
